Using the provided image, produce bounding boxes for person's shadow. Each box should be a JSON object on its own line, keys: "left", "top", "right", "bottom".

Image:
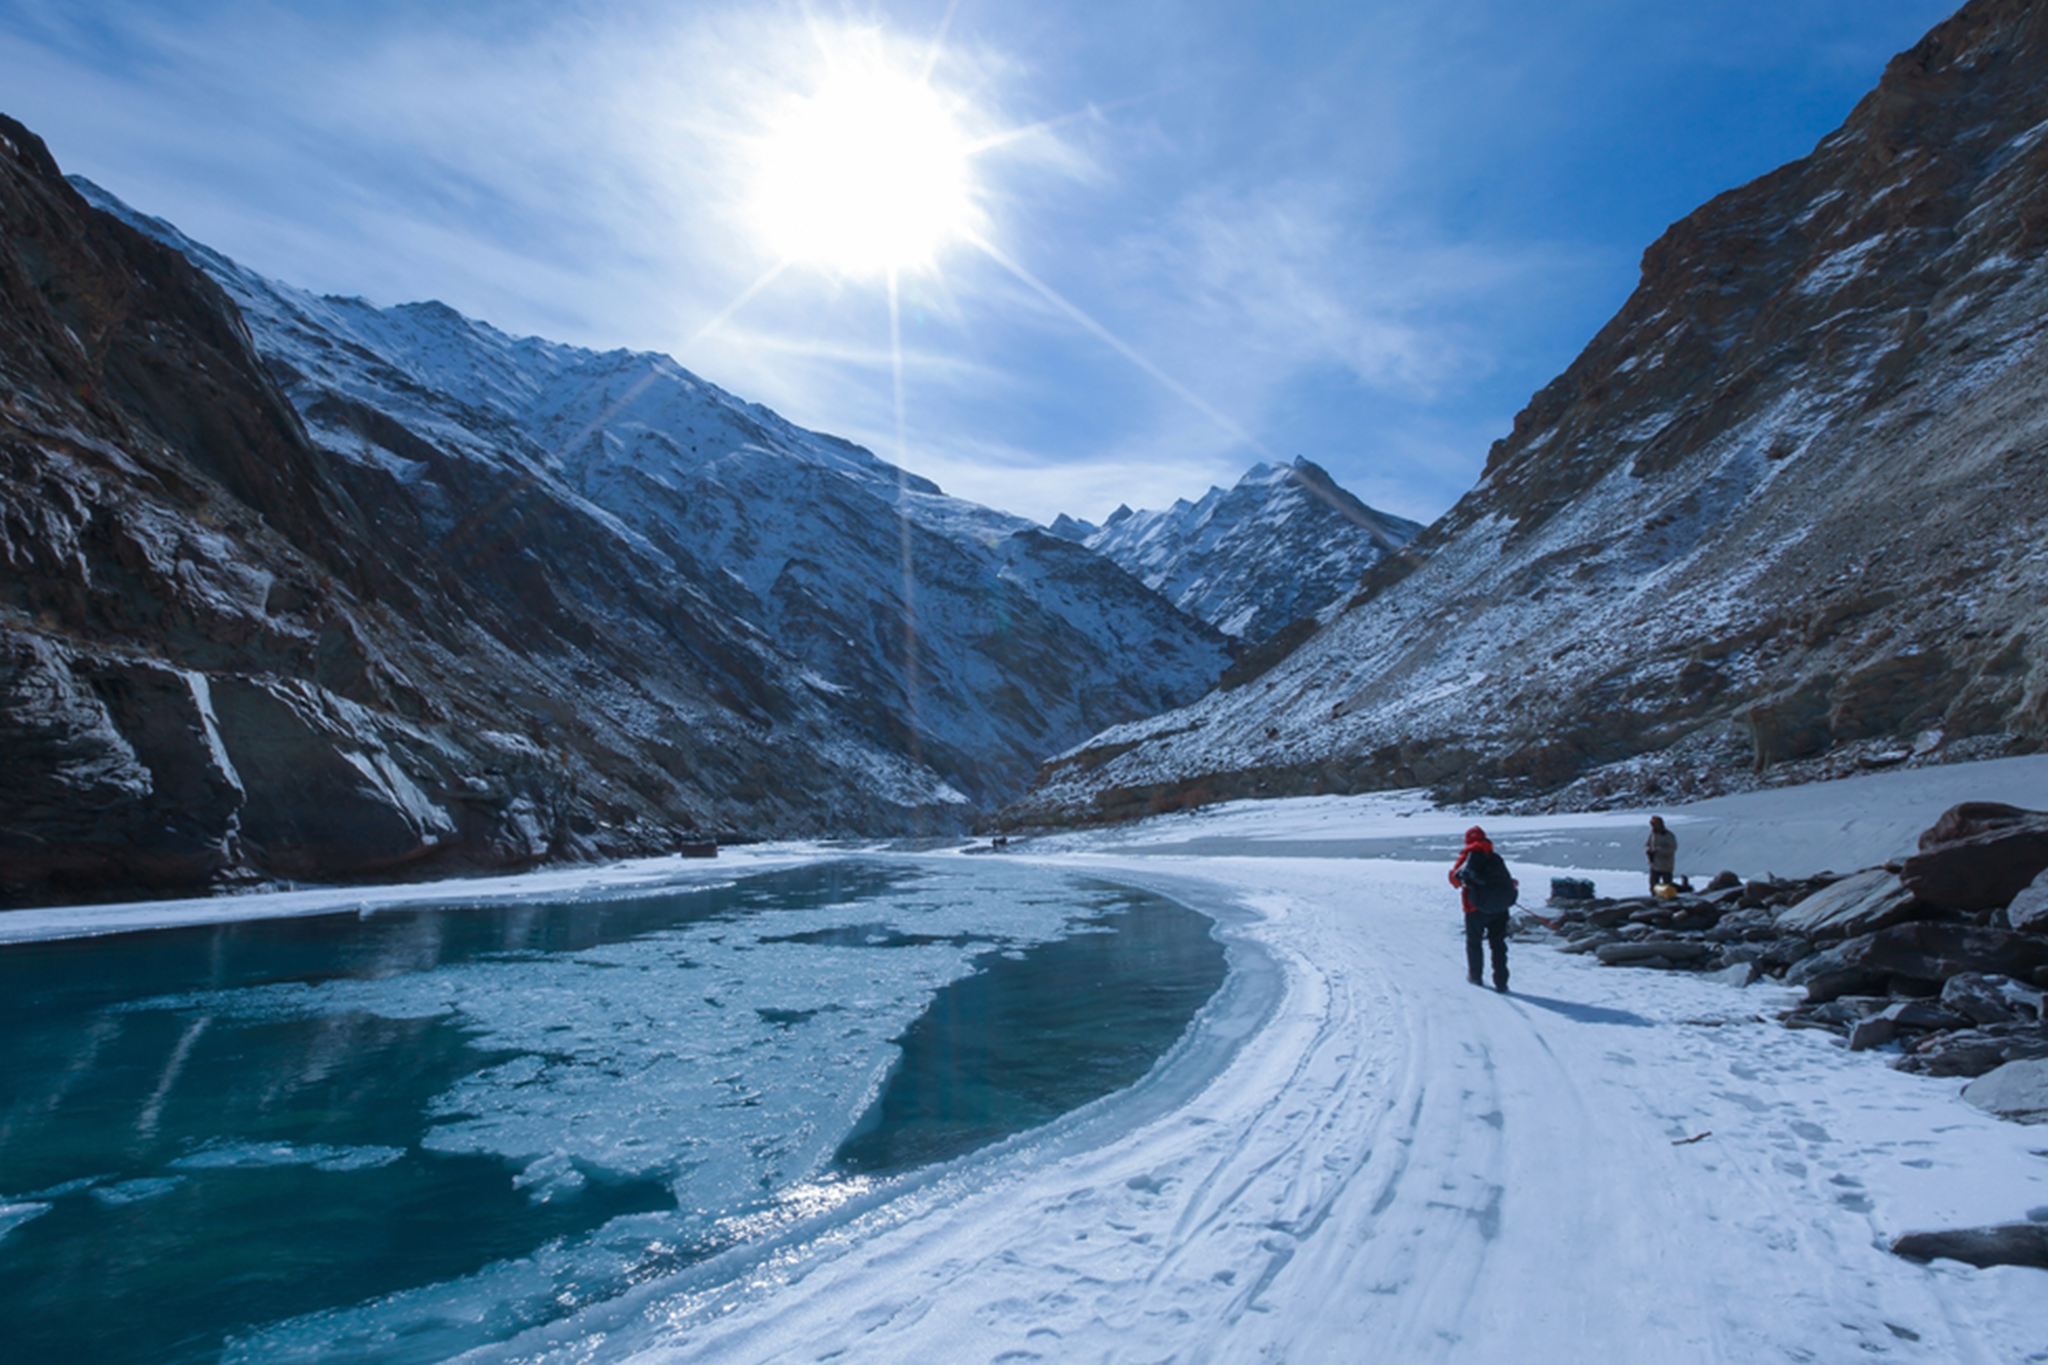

{"left": 1507, "top": 992, "right": 1654, "bottom": 1028}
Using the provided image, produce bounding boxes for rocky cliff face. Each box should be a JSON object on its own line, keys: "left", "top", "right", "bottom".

{"left": 74, "top": 184, "right": 1228, "bottom": 815}
{"left": 0, "top": 117, "right": 1088, "bottom": 904}
{"left": 1014, "top": 0, "right": 2048, "bottom": 826}
{"left": 0, "top": 114, "right": 1230, "bottom": 905}
{"left": 1055, "top": 458, "right": 1420, "bottom": 645}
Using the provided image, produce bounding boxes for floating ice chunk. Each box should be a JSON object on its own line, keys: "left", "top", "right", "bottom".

{"left": 169, "top": 1140, "right": 406, "bottom": 1172}
{"left": 512, "top": 1151, "right": 588, "bottom": 1203}
{"left": 91, "top": 1177, "right": 187, "bottom": 1204}
{"left": 23, "top": 1175, "right": 110, "bottom": 1200}
{"left": 0, "top": 1202, "right": 51, "bottom": 1241}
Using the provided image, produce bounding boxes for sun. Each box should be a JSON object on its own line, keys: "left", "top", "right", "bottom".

{"left": 750, "top": 52, "right": 979, "bottom": 279}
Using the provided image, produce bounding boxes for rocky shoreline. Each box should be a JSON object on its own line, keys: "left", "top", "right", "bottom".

{"left": 1529, "top": 799, "right": 2048, "bottom": 1094}
{"left": 1526, "top": 798, "right": 2048, "bottom": 1270}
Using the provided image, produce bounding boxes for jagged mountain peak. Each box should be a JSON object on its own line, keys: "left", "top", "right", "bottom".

{"left": 1078, "top": 458, "right": 1421, "bottom": 645}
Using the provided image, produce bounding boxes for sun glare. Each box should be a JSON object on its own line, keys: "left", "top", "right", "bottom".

{"left": 751, "top": 57, "right": 979, "bottom": 278}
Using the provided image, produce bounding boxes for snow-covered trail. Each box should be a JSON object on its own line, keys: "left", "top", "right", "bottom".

{"left": 494, "top": 854, "right": 2048, "bottom": 1365}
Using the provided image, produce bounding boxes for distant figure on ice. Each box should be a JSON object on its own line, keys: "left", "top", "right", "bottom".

{"left": 1450, "top": 826, "right": 1517, "bottom": 993}
{"left": 1646, "top": 815, "right": 1678, "bottom": 893}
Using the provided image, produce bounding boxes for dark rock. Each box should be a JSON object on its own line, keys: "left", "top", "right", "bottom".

{"left": 1558, "top": 931, "right": 1622, "bottom": 956}
{"left": 1811, "top": 997, "right": 1890, "bottom": 1027}
{"left": 1670, "top": 903, "right": 1724, "bottom": 932}
{"left": 1740, "top": 879, "right": 1783, "bottom": 910}
{"left": 1705, "top": 908, "right": 1780, "bottom": 943}
{"left": 206, "top": 676, "right": 457, "bottom": 879}
{"left": 1706, "top": 870, "right": 1741, "bottom": 892}
{"left": 1885, "top": 999, "right": 1971, "bottom": 1032}
{"left": 1891, "top": 1224, "right": 2048, "bottom": 1270}
{"left": 1895, "top": 1024, "right": 2048, "bottom": 1078}
{"left": 2010, "top": 868, "right": 2048, "bottom": 936}
{"left": 1772, "top": 868, "right": 1921, "bottom": 941}
{"left": 1961, "top": 1058, "right": 2048, "bottom": 1124}
{"left": 1901, "top": 819, "right": 2048, "bottom": 913}
{"left": 1917, "top": 802, "right": 2048, "bottom": 851}
{"left": 1848, "top": 1015, "right": 1897, "bottom": 1052}
{"left": 1794, "top": 922, "right": 2048, "bottom": 1004}
{"left": 1596, "top": 939, "right": 1712, "bottom": 965}
{"left": 1760, "top": 935, "right": 1817, "bottom": 974}
{"left": 1942, "top": 973, "right": 2044, "bottom": 1027}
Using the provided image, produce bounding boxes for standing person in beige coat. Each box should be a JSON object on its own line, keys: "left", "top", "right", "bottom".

{"left": 1646, "top": 815, "right": 1678, "bottom": 893}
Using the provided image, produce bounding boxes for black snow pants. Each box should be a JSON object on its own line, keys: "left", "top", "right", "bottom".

{"left": 1465, "top": 909, "right": 1510, "bottom": 989}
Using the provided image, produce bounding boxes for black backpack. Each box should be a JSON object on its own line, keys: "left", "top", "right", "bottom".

{"left": 1461, "top": 848, "right": 1518, "bottom": 914}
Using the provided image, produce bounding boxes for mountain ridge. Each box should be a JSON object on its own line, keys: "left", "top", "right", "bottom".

{"left": 75, "top": 177, "right": 1232, "bottom": 813}
{"left": 1060, "top": 457, "right": 1421, "bottom": 645}
{"left": 1009, "top": 0, "right": 2048, "bottom": 827}
{"left": 0, "top": 117, "right": 1228, "bottom": 904}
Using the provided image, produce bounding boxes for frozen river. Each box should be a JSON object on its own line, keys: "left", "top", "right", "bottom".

{"left": 6, "top": 755, "right": 2048, "bottom": 1363}
{"left": 0, "top": 859, "right": 1223, "bottom": 1364}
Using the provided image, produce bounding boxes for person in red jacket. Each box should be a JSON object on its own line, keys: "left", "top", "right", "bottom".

{"left": 1450, "top": 825, "right": 1516, "bottom": 992}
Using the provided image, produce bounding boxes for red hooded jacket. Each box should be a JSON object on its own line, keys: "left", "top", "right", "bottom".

{"left": 1450, "top": 826, "right": 1493, "bottom": 914}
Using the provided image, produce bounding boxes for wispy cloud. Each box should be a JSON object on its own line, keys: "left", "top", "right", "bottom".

{"left": 0, "top": 0, "right": 1962, "bottom": 531}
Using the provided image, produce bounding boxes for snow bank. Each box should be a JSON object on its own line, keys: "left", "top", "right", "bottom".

{"left": 0, "top": 846, "right": 844, "bottom": 946}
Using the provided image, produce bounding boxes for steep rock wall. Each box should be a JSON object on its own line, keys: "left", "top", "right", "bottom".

{"left": 1013, "top": 0, "right": 2048, "bottom": 824}
{"left": 0, "top": 115, "right": 962, "bottom": 905}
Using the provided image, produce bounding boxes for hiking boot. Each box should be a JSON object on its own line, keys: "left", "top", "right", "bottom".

{"left": 1494, "top": 978, "right": 1509, "bottom": 993}
{"left": 1468, "top": 972, "right": 1483, "bottom": 986}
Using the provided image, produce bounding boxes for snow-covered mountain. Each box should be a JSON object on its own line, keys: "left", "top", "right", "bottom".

{"left": 77, "top": 180, "right": 1229, "bottom": 815}
{"left": 1012, "top": 0, "right": 2048, "bottom": 826}
{"left": 0, "top": 115, "right": 1226, "bottom": 904}
{"left": 1052, "top": 458, "right": 1421, "bottom": 644}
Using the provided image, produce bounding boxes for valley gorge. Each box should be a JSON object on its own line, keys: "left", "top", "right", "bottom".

{"left": 8, "top": 0, "right": 2047, "bottom": 902}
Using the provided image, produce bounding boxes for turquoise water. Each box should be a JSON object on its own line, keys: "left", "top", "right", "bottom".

{"left": 0, "top": 860, "right": 1223, "bottom": 1364}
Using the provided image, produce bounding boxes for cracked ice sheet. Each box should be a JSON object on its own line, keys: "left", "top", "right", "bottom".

{"left": 470, "top": 852, "right": 2048, "bottom": 1365}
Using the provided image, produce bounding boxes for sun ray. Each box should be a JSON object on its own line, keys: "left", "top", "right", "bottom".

{"left": 888, "top": 266, "right": 926, "bottom": 779}
{"left": 688, "top": 259, "right": 792, "bottom": 346}
{"left": 918, "top": 0, "right": 963, "bottom": 85}
{"left": 963, "top": 91, "right": 1166, "bottom": 157}
{"left": 964, "top": 228, "right": 1271, "bottom": 458}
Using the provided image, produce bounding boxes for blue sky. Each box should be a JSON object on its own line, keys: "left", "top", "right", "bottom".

{"left": 0, "top": 0, "right": 1958, "bottom": 526}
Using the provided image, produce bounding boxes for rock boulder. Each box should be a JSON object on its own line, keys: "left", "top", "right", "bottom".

{"left": 1901, "top": 814, "right": 2048, "bottom": 913}
{"left": 1917, "top": 801, "right": 2048, "bottom": 851}
{"left": 2009, "top": 868, "right": 2048, "bottom": 936}
{"left": 1941, "top": 972, "right": 2045, "bottom": 1027}
{"left": 1772, "top": 868, "right": 1920, "bottom": 941}
{"left": 1891, "top": 1223, "right": 2048, "bottom": 1269}
{"left": 1791, "top": 922, "right": 2048, "bottom": 1004}
{"left": 1961, "top": 1059, "right": 2048, "bottom": 1125}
